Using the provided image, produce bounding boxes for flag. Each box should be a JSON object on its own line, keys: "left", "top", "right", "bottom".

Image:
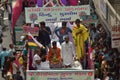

{"left": 12, "top": 0, "right": 23, "bottom": 29}
{"left": 88, "top": 37, "right": 94, "bottom": 69}
{"left": 27, "top": 33, "right": 44, "bottom": 49}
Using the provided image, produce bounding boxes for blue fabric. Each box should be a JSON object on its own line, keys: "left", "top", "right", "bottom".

{"left": 0, "top": 51, "right": 10, "bottom": 67}
{"left": 55, "top": 27, "right": 72, "bottom": 44}
{"left": 22, "top": 48, "right": 28, "bottom": 56}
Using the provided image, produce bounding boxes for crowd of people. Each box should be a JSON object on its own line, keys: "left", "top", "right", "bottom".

{"left": 89, "top": 24, "right": 120, "bottom": 80}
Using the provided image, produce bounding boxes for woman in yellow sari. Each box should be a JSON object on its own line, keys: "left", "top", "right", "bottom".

{"left": 72, "top": 19, "right": 89, "bottom": 60}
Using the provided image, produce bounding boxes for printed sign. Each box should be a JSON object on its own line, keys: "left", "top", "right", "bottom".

{"left": 23, "top": 25, "right": 39, "bottom": 36}
{"left": 25, "top": 5, "right": 90, "bottom": 23}
{"left": 81, "top": 15, "right": 98, "bottom": 23}
{"left": 27, "top": 70, "right": 94, "bottom": 80}
{"left": 111, "top": 25, "right": 120, "bottom": 48}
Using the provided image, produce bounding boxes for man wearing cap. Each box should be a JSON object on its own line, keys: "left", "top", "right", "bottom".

{"left": 32, "top": 49, "right": 41, "bottom": 69}
{"left": 61, "top": 35, "right": 76, "bottom": 68}
{"left": 72, "top": 19, "right": 89, "bottom": 60}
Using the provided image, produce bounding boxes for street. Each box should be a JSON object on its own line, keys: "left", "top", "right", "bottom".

{"left": 0, "top": 0, "right": 13, "bottom": 79}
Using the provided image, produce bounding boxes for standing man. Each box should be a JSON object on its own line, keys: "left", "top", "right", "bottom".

{"left": 0, "top": 47, "right": 10, "bottom": 78}
{"left": 0, "top": 48, "right": 9, "bottom": 68}
{"left": 55, "top": 21, "right": 72, "bottom": 44}
{"left": 37, "top": 21, "right": 51, "bottom": 48}
{"left": 72, "top": 19, "right": 89, "bottom": 60}
{"left": 61, "top": 35, "right": 76, "bottom": 68}
{"left": 8, "top": 44, "right": 16, "bottom": 57}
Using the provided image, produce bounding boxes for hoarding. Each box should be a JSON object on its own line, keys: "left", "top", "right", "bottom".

{"left": 27, "top": 70, "right": 94, "bottom": 80}
{"left": 25, "top": 5, "right": 90, "bottom": 23}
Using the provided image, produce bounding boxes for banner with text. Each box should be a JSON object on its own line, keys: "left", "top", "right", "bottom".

{"left": 25, "top": 5, "right": 90, "bottom": 23}
{"left": 23, "top": 25, "right": 39, "bottom": 36}
{"left": 27, "top": 70, "right": 94, "bottom": 80}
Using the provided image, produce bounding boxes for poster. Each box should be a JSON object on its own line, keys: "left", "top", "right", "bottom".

{"left": 81, "top": 14, "right": 98, "bottom": 24}
{"left": 14, "top": 27, "right": 24, "bottom": 50}
{"left": 23, "top": 25, "right": 39, "bottom": 36}
{"left": 25, "top": 5, "right": 90, "bottom": 23}
{"left": 14, "top": 27, "right": 23, "bottom": 44}
{"left": 27, "top": 70, "right": 94, "bottom": 80}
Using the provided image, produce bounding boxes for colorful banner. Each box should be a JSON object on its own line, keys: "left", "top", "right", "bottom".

{"left": 81, "top": 15, "right": 98, "bottom": 24}
{"left": 25, "top": 5, "right": 90, "bottom": 23}
{"left": 111, "top": 25, "right": 120, "bottom": 48}
{"left": 27, "top": 70, "right": 94, "bottom": 80}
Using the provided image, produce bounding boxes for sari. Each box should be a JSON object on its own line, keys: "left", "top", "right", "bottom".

{"left": 72, "top": 24, "right": 89, "bottom": 60}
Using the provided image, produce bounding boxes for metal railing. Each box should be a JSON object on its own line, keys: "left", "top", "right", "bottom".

{"left": 93, "top": 0, "right": 120, "bottom": 33}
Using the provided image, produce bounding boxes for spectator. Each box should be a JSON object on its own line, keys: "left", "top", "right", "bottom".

{"left": 12, "top": 57, "right": 19, "bottom": 79}
{"left": 8, "top": 44, "right": 16, "bottom": 57}
{"left": 90, "top": 27, "right": 99, "bottom": 42}
{"left": 13, "top": 70, "right": 23, "bottom": 80}
{"left": 3, "top": 56, "right": 11, "bottom": 79}
{"left": 0, "top": 47, "right": 9, "bottom": 69}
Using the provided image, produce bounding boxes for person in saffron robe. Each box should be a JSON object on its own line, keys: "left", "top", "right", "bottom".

{"left": 47, "top": 41, "right": 62, "bottom": 69}
{"left": 72, "top": 19, "right": 89, "bottom": 60}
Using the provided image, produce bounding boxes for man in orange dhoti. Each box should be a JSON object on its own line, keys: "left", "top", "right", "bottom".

{"left": 47, "top": 41, "right": 62, "bottom": 68}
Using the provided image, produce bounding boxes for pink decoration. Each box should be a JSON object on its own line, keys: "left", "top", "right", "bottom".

{"left": 12, "top": 0, "right": 22, "bottom": 29}
{"left": 69, "top": 0, "right": 78, "bottom": 6}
